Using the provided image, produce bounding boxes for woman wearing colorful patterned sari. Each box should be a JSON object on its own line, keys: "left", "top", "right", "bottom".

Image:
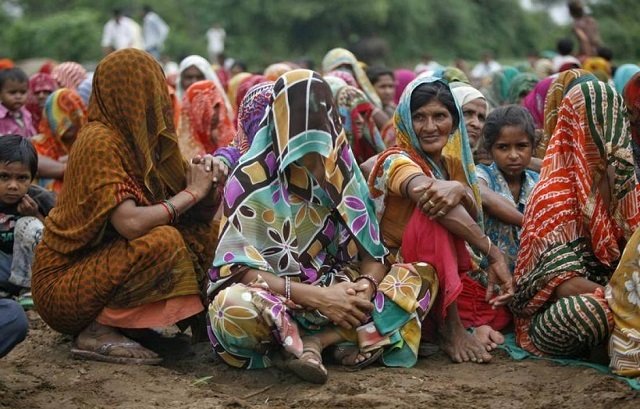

{"left": 512, "top": 81, "right": 640, "bottom": 358}
{"left": 368, "top": 76, "right": 513, "bottom": 364}
{"left": 31, "top": 49, "right": 223, "bottom": 365}
{"left": 32, "top": 88, "right": 87, "bottom": 193}
{"left": 208, "top": 70, "right": 438, "bottom": 384}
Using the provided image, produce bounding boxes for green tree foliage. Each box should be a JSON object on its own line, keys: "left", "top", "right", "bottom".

{"left": 0, "top": 0, "right": 636, "bottom": 67}
{"left": 4, "top": 9, "right": 102, "bottom": 62}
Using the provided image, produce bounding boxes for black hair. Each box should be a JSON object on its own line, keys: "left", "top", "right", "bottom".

{"left": 0, "top": 68, "right": 28, "bottom": 91}
{"left": 568, "top": 1, "right": 584, "bottom": 18}
{"left": 143, "top": 5, "right": 152, "bottom": 13}
{"left": 597, "top": 46, "right": 613, "bottom": 61}
{"left": 366, "top": 66, "right": 394, "bottom": 85}
{"left": 113, "top": 8, "right": 122, "bottom": 16}
{"left": 410, "top": 82, "right": 459, "bottom": 132}
{"left": 0, "top": 135, "right": 38, "bottom": 179}
{"left": 483, "top": 105, "right": 536, "bottom": 152}
{"left": 556, "top": 38, "right": 574, "bottom": 56}
{"left": 231, "top": 61, "right": 247, "bottom": 72}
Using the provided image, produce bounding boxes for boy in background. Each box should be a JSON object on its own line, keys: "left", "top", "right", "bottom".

{"left": 0, "top": 68, "right": 36, "bottom": 138}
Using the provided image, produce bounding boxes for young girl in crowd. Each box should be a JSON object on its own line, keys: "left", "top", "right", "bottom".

{"left": 0, "top": 68, "right": 36, "bottom": 138}
{"left": 476, "top": 106, "right": 539, "bottom": 273}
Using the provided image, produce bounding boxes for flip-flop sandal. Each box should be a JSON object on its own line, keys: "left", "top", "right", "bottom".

{"left": 328, "top": 345, "right": 383, "bottom": 371}
{"left": 286, "top": 347, "right": 328, "bottom": 384}
{"left": 71, "top": 341, "right": 163, "bottom": 365}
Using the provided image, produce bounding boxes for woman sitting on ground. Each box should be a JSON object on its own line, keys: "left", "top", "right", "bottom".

{"left": 31, "top": 49, "right": 225, "bottom": 365}
{"left": 512, "top": 81, "right": 640, "bottom": 358}
{"left": 368, "top": 76, "right": 513, "bottom": 364}
{"left": 208, "top": 70, "right": 438, "bottom": 384}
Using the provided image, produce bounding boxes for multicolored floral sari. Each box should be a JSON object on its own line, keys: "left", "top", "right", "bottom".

{"left": 208, "top": 70, "right": 435, "bottom": 369}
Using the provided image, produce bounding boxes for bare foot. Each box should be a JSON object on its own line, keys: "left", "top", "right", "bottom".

{"left": 73, "top": 321, "right": 160, "bottom": 364}
{"left": 438, "top": 303, "right": 492, "bottom": 364}
{"left": 473, "top": 325, "right": 505, "bottom": 352}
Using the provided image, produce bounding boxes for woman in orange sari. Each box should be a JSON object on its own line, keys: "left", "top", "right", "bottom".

{"left": 31, "top": 49, "right": 225, "bottom": 365}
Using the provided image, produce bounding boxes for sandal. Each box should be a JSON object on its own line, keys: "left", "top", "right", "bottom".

{"left": 286, "top": 346, "right": 328, "bottom": 384}
{"left": 71, "top": 340, "right": 163, "bottom": 365}
{"left": 327, "top": 345, "right": 383, "bottom": 371}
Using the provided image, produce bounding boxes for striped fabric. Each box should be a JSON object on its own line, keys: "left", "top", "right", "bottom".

{"left": 536, "top": 69, "right": 597, "bottom": 158}
{"left": 513, "top": 81, "right": 640, "bottom": 356}
{"left": 529, "top": 292, "right": 612, "bottom": 357}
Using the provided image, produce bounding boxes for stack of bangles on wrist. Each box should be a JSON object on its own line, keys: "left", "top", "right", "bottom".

{"left": 160, "top": 200, "right": 178, "bottom": 224}
{"left": 284, "top": 276, "right": 292, "bottom": 301}
{"left": 355, "top": 274, "right": 379, "bottom": 297}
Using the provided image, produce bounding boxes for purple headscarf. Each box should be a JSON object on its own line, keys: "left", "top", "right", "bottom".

{"left": 521, "top": 76, "right": 554, "bottom": 130}
{"left": 394, "top": 69, "right": 417, "bottom": 105}
{"left": 215, "top": 81, "right": 274, "bottom": 169}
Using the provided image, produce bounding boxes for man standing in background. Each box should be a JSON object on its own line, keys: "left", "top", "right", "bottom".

{"left": 101, "top": 9, "right": 142, "bottom": 55}
{"left": 142, "top": 5, "right": 169, "bottom": 60}
{"left": 206, "top": 23, "right": 226, "bottom": 64}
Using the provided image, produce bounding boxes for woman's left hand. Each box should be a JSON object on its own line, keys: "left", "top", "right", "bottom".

{"left": 191, "top": 154, "right": 229, "bottom": 186}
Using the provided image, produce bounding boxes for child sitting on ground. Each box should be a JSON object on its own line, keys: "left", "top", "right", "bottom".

{"left": 0, "top": 68, "right": 36, "bottom": 138}
{"left": 476, "top": 106, "right": 539, "bottom": 273}
{"left": 0, "top": 135, "right": 55, "bottom": 308}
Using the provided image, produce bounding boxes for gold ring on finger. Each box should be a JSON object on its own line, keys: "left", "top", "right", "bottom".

{"left": 437, "top": 210, "right": 446, "bottom": 217}
{"left": 427, "top": 200, "right": 435, "bottom": 207}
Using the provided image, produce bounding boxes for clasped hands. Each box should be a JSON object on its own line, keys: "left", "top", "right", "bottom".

{"left": 187, "top": 154, "right": 229, "bottom": 199}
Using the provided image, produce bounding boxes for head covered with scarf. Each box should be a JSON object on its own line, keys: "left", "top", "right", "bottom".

{"left": 177, "top": 55, "right": 232, "bottom": 117}
{"left": 614, "top": 64, "right": 640, "bottom": 94}
{"left": 45, "top": 49, "right": 187, "bottom": 254}
{"left": 211, "top": 69, "right": 387, "bottom": 287}
{"left": 51, "top": 62, "right": 88, "bottom": 90}
{"left": 36, "top": 88, "right": 87, "bottom": 157}
{"left": 335, "top": 85, "right": 386, "bottom": 163}
{"left": 26, "top": 73, "right": 58, "bottom": 129}
{"left": 623, "top": 72, "right": 640, "bottom": 146}
{"left": 521, "top": 76, "right": 555, "bottom": 130}
{"left": 322, "top": 48, "right": 382, "bottom": 108}
{"left": 537, "top": 68, "right": 598, "bottom": 158}
{"left": 178, "top": 80, "right": 236, "bottom": 159}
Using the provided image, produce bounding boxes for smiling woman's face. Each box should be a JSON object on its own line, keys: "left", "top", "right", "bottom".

{"left": 411, "top": 99, "right": 454, "bottom": 159}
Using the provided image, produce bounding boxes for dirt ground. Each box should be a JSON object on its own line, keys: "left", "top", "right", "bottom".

{"left": 1, "top": 312, "right": 638, "bottom": 409}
